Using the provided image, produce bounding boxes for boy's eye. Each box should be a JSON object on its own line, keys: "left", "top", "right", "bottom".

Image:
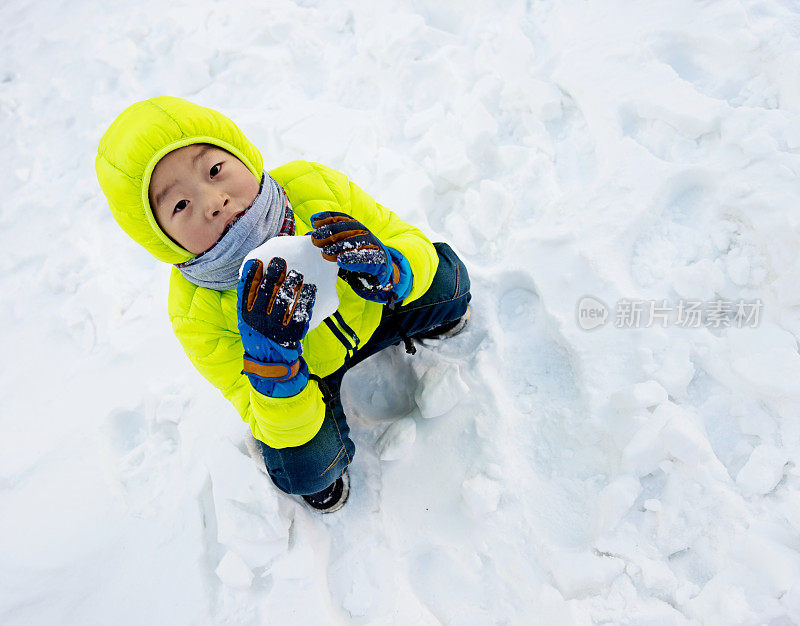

{"left": 210, "top": 163, "right": 222, "bottom": 178}
{"left": 174, "top": 200, "right": 188, "bottom": 213}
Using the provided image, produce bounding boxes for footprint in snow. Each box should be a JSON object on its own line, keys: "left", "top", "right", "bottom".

{"left": 101, "top": 397, "right": 184, "bottom": 514}
{"left": 648, "top": 30, "right": 776, "bottom": 109}
{"left": 543, "top": 88, "right": 597, "bottom": 184}
{"left": 618, "top": 101, "right": 717, "bottom": 163}
{"left": 629, "top": 171, "right": 767, "bottom": 294}
{"left": 495, "top": 275, "right": 579, "bottom": 416}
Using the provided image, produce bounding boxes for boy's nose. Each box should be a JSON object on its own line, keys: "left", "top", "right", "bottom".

{"left": 206, "top": 194, "right": 229, "bottom": 218}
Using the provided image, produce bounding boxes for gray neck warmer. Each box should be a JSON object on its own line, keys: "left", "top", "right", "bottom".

{"left": 175, "top": 172, "right": 289, "bottom": 291}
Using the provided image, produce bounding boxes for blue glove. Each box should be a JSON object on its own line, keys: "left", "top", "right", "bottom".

{"left": 309, "top": 211, "right": 413, "bottom": 303}
{"left": 237, "top": 257, "right": 316, "bottom": 398}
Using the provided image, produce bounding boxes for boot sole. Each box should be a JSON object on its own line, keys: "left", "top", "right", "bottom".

{"left": 303, "top": 470, "right": 350, "bottom": 514}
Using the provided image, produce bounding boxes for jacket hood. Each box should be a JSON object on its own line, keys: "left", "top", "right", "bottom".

{"left": 95, "top": 96, "right": 263, "bottom": 264}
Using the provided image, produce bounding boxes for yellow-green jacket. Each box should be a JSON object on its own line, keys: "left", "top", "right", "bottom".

{"left": 96, "top": 97, "right": 438, "bottom": 448}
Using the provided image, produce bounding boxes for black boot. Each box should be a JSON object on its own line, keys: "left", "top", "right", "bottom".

{"left": 301, "top": 470, "right": 350, "bottom": 513}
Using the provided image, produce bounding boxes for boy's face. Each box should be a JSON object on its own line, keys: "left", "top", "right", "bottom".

{"left": 148, "top": 144, "right": 260, "bottom": 254}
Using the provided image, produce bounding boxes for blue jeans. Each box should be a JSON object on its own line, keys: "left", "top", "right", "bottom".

{"left": 257, "top": 242, "right": 472, "bottom": 495}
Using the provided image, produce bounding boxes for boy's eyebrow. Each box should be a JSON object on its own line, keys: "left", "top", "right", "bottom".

{"left": 153, "top": 181, "right": 177, "bottom": 210}
{"left": 192, "top": 145, "right": 216, "bottom": 168}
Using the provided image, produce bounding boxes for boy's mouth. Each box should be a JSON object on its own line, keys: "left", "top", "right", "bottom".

{"left": 218, "top": 209, "right": 247, "bottom": 242}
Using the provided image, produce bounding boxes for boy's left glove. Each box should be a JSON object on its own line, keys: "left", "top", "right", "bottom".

{"left": 310, "top": 211, "right": 412, "bottom": 303}
{"left": 237, "top": 257, "right": 316, "bottom": 398}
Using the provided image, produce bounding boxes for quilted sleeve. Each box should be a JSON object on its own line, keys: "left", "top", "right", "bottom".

{"left": 169, "top": 302, "right": 326, "bottom": 449}
{"left": 308, "top": 162, "right": 439, "bottom": 305}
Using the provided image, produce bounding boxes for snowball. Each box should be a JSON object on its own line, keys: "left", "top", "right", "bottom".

{"left": 376, "top": 415, "right": 417, "bottom": 461}
{"left": 215, "top": 550, "right": 254, "bottom": 589}
{"left": 241, "top": 235, "right": 340, "bottom": 331}
{"left": 414, "top": 362, "right": 469, "bottom": 419}
{"left": 735, "top": 444, "right": 788, "bottom": 496}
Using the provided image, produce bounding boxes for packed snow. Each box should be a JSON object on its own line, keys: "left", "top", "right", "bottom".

{"left": 2, "top": 0, "right": 800, "bottom": 624}
{"left": 242, "top": 234, "right": 340, "bottom": 331}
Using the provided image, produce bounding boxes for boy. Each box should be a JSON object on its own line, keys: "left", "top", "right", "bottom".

{"left": 96, "top": 97, "right": 471, "bottom": 513}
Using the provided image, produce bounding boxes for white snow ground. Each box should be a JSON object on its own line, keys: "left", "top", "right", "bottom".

{"left": 2, "top": 0, "right": 800, "bottom": 623}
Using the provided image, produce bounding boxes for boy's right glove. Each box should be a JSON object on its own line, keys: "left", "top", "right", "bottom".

{"left": 309, "top": 211, "right": 413, "bottom": 304}
{"left": 237, "top": 257, "right": 317, "bottom": 398}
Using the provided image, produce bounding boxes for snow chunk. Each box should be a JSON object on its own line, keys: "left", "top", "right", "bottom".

{"left": 621, "top": 404, "right": 671, "bottom": 477}
{"left": 671, "top": 258, "right": 725, "bottom": 300}
{"left": 609, "top": 380, "right": 668, "bottom": 411}
{"left": 771, "top": 258, "right": 800, "bottom": 307}
{"left": 735, "top": 444, "right": 788, "bottom": 496}
{"left": 154, "top": 394, "right": 186, "bottom": 424}
{"left": 596, "top": 475, "right": 641, "bottom": 533}
{"left": 215, "top": 550, "right": 254, "bottom": 589}
{"left": 461, "top": 473, "right": 502, "bottom": 516}
{"left": 278, "top": 103, "right": 377, "bottom": 164}
{"left": 404, "top": 103, "right": 446, "bottom": 139}
{"left": 661, "top": 409, "right": 715, "bottom": 465}
{"left": 622, "top": 427, "right": 666, "bottom": 477}
{"left": 639, "top": 336, "right": 695, "bottom": 399}
{"left": 214, "top": 497, "right": 288, "bottom": 569}
{"left": 638, "top": 557, "right": 678, "bottom": 595}
{"left": 732, "top": 347, "right": 800, "bottom": 401}
{"left": 457, "top": 97, "right": 498, "bottom": 147}
{"left": 464, "top": 179, "right": 511, "bottom": 241}
{"left": 241, "top": 235, "right": 340, "bottom": 331}
{"left": 269, "top": 543, "right": 317, "bottom": 580}
{"left": 548, "top": 551, "right": 625, "bottom": 599}
{"left": 687, "top": 578, "right": 758, "bottom": 626}
{"left": 414, "top": 362, "right": 469, "bottom": 419}
{"left": 204, "top": 443, "right": 289, "bottom": 569}
{"left": 434, "top": 144, "right": 474, "bottom": 188}
{"left": 376, "top": 414, "right": 417, "bottom": 461}
{"left": 738, "top": 532, "right": 800, "bottom": 595}
{"left": 785, "top": 581, "right": 800, "bottom": 623}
